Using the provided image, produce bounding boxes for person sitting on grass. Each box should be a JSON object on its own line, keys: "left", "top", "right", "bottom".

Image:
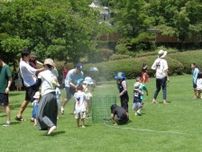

{"left": 111, "top": 104, "right": 129, "bottom": 125}
{"left": 74, "top": 80, "right": 87, "bottom": 128}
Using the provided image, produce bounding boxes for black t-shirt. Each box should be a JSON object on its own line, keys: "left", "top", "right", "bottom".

{"left": 112, "top": 106, "right": 128, "bottom": 124}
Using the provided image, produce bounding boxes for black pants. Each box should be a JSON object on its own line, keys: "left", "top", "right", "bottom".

{"left": 153, "top": 77, "right": 167, "bottom": 100}
{"left": 120, "top": 95, "right": 129, "bottom": 112}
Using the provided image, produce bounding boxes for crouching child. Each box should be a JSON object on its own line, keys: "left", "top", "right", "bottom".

{"left": 111, "top": 104, "right": 129, "bottom": 125}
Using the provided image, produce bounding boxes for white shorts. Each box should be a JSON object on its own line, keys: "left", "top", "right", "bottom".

{"left": 75, "top": 111, "right": 86, "bottom": 119}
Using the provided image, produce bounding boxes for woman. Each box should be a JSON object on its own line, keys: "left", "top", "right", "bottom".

{"left": 37, "top": 58, "right": 59, "bottom": 135}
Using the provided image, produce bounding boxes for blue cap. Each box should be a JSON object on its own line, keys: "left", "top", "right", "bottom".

{"left": 76, "top": 63, "right": 83, "bottom": 70}
{"left": 114, "top": 72, "right": 126, "bottom": 80}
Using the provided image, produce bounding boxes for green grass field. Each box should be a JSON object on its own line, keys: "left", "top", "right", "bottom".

{"left": 1, "top": 75, "right": 202, "bottom": 152}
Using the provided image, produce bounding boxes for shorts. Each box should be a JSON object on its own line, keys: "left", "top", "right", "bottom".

{"left": 65, "top": 87, "right": 76, "bottom": 100}
{"left": 0, "top": 93, "right": 9, "bottom": 106}
{"left": 75, "top": 111, "right": 86, "bottom": 119}
{"left": 25, "top": 84, "right": 38, "bottom": 102}
{"left": 132, "top": 102, "right": 142, "bottom": 111}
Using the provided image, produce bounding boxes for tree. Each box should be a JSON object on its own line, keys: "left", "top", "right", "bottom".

{"left": 0, "top": 0, "right": 102, "bottom": 63}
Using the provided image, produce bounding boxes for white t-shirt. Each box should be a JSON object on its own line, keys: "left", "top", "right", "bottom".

{"left": 65, "top": 69, "right": 84, "bottom": 87}
{"left": 38, "top": 70, "right": 58, "bottom": 96}
{"left": 20, "top": 60, "right": 37, "bottom": 87}
{"left": 151, "top": 58, "right": 168, "bottom": 79}
{"left": 74, "top": 90, "right": 87, "bottom": 113}
{"left": 196, "top": 78, "right": 202, "bottom": 90}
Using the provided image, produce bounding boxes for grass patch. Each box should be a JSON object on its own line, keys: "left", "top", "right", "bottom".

{"left": 0, "top": 75, "right": 202, "bottom": 152}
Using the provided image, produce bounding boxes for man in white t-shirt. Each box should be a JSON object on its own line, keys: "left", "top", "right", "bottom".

{"left": 16, "top": 49, "right": 44, "bottom": 121}
{"left": 151, "top": 50, "right": 168, "bottom": 104}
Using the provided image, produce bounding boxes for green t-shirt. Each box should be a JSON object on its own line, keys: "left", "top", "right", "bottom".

{"left": 0, "top": 64, "right": 12, "bottom": 93}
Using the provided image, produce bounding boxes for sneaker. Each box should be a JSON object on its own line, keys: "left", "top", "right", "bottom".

{"left": 47, "top": 126, "right": 57, "bottom": 135}
{"left": 15, "top": 116, "right": 23, "bottom": 121}
{"left": 163, "top": 100, "right": 168, "bottom": 104}
{"left": 61, "top": 107, "right": 64, "bottom": 115}
{"left": 2, "top": 121, "right": 10, "bottom": 127}
{"left": 152, "top": 99, "right": 157, "bottom": 104}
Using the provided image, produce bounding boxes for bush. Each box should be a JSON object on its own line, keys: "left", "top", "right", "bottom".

{"left": 84, "top": 55, "right": 184, "bottom": 81}
{"left": 170, "top": 50, "right": 202, "bottom": 74}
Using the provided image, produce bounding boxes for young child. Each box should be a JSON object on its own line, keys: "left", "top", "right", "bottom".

{"left": 136, "top": 76, "right": 148, "bottom": 105}
{"left": 55, "top": 87, "right": 61, "bottom": 118}
{"left": 133, "top": 82, "right": 143, "bottom": 116}
{"left": 140, "top": 63, "right": 150, "bottom": 84}
{"left": 114, "top": 72, "right": 129, "bottom": 114}
{"left": 31, "top": 91, "right": 40, "bottom": 126}
{"left": 111, "top": 104, "right": 129, "bottom": 125}
{"left": 74, "top": 83, "right": 87, "bottom": 128}
{"left": 83, "top": 76, "right": 94, "bottom": 115}
{"left": 196, "top": 72, "right": 202, "bottom": 99}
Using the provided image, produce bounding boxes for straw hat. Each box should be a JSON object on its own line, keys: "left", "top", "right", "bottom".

{"left": 44, "top": 58, "right": 55, "bottom": 67}
{"left": 158, "top": 50, "right": 167, "bottom": 58}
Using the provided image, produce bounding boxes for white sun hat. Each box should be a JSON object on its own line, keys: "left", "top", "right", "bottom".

{"left": 83, "top": 76, "right": 94, "bottom": 85}
{"left": 158, "top": 50, "right": 167, "bottom": 58}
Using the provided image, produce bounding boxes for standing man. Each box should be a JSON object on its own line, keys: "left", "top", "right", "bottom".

{"left": 15, "top": 49, "right": 43, "bottom": 121}
{"left": 0, "top": 55, "right": 12, "bottom": 126}
{"left": 61, "top": 63, "right": 84, "bottom": 114}
{"left": 191, "top": 63, "right": 200, "bottom": 98}
{"left": 151, "top": 50, "right": 168, "bottom": 104}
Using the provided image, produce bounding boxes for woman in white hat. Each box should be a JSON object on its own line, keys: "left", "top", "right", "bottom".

{"left": 151, "top": 50, "right": 168, "bottom": 104}
{"left": 37, "top": 58, "right": 60, "bottom": 135}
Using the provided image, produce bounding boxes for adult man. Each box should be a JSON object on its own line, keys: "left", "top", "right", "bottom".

{"left": 0, "top": 55, "right": 12, "bottom": 126}
{"left": 15, "top": 49, "right": 43, "bottom": 121}
{"left": 61, "top": 63, "right": 84, "bottom": 114}
{"left": 151, "top": 50, "right": 168, "bottom": 104}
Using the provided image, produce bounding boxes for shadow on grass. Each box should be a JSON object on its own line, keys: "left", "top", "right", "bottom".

{"left": 10, "top": 91, "right": 24, "bottom": 97}
{"left": 41, "top": 130, "right": 66, "bottom": 137}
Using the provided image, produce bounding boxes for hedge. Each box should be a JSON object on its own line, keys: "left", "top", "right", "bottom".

{"left": 84, "top": 55, "right": 184, "bottom": 81}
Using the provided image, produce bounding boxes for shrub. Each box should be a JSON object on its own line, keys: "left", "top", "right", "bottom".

{"left": 84, "top": 55, "right": 184, "bottom": 81}
{"left": 170, "top": 50, "right": 202, "bottom": 73}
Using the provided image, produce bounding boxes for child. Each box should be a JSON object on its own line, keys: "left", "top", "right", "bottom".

{"left": 140, "top": 63, "right": 150, "bottom": 84}
{"left": 111, "top": 104, "right": 129, "bottom": 125}
{"left": 55, "top": 87, "right": 61, "bottom": 117}
{"left": 136, "top": 76, "right": 148, "bottom": 105}
{"left": 74, "top": 83, "right": 87, "bottom": 128}
{"left": 114, "top": 72, "right": 129, "bottom": 114}
{"left": 83, "top": 76, "right": 94, "bottom": 115}
{"left": 133, "top": 82, "right": 143, "bottom": 116}
{"left": 196, "top": 72, "right": 202, "bottom": 99}
{"left": 31, "top": 91, "right": 40, "bottom": 126}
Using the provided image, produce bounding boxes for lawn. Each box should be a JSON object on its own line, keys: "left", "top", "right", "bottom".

{"left": 1, "top": 75, "right": 202, "bottom": 152}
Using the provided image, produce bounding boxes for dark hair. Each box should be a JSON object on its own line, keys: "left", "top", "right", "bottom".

{"left": 21, "top": 48, "right": 31, "bottom": 58}
{"left": 111, "top": 104, "right": 117, "bottom": 113}
{"left": 198, "top": 72, "right": 202, "bottom": 79}
{"left": 0, "top": 53, "right": 6, "bottom": 61}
